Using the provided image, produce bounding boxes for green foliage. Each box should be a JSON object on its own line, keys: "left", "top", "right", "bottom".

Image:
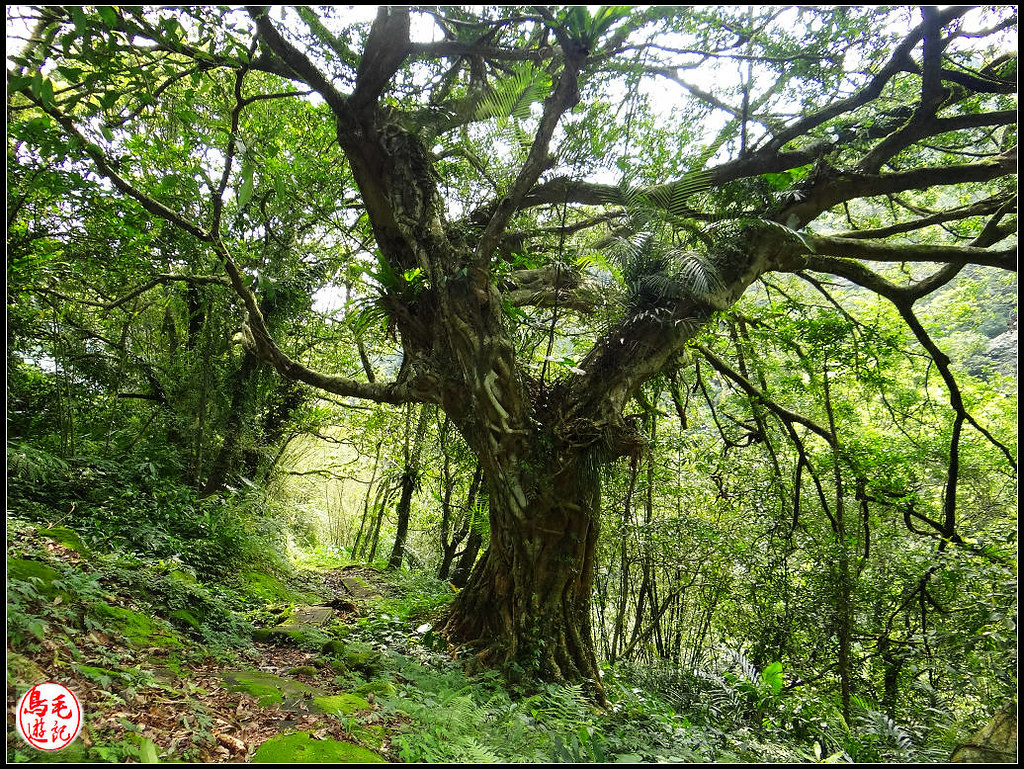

{"left": 5, "top": 7, "right": 1015, "bottom": 764}
{"left": 7, "top": 437, "right": 291, "bottom": 579}
{"left": 375, "top": 569, "right": 456, "bottom": 624}
{"left": 551, "top": 6, "right": 631, "bottom": 49}
{"left": 473, "top": 64, "right": 552, "bottom": 124}
{"left": 380, "top": 657, "right": 602, "bottom": 763}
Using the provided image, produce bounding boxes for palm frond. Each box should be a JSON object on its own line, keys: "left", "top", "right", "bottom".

{"left": 640, "top": 169, "right": 715, "bottom": 218}
{"left": 473, "top": 65, "right": 552, "bottom": 124}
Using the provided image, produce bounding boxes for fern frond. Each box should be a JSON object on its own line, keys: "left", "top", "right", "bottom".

{"left": 641, "top": 169, "right": 714, "bottom": 218}
{"left": 473, "top": 66, "right": 552, "bottom": 123}
{"left": 858, "top": 709, "right": 917, "bottom": 760}
{"left": 7, "top": 444, "right": 71, "bottom": 485}
{"left": 724, "top": 646, "right": 760, "bottom": 686}
{"left": 451, "top": 735, "right": 502, "bottom": 763}
{"left": 671, "top": 248, "right": 725, "bottom": 300}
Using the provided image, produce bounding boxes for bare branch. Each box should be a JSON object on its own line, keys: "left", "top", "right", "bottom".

{"left": 515, "top": 141, "right": 833, "bottom": 213}
{"left": 246, "top": 6, "right": 348, "bottom": 113}
{"left": 781, "top": 153, "right": 1016, "bottom": 227}
{"left": 102, "top": 274, "right": 230, "bottom": 313}
{"left": 696, "top": 344, "right": 836, "bottom": 446}
{"left": 350, "top": 7, "right": 411, "bottom": 110}
{"left": 37, "top": 99, "right": 212, "bottom": 243}
{"left": 474, "top": 52, "right": 584, "bottom": 262}
{"left": 806, "top": 233, "right": 1016, "bottom": 271}
{"left": 832, "top": 195, "right": 1015, "bottom": 239}
{"left": 762, "top": 7, "right": 969, "bottom": 154}
{"left": 408, "top": 40, "right": 556, "bottom": 63}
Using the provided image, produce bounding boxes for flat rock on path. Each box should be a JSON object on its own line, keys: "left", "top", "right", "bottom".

{"left": 252, "top": 566, "right": 390, "bottom": 648}
{"left": 321, "top": 565, "right": 388, "bottom": 603}
{"left": 252, "top": 603, "right": 336, "bottom": 645}
{"left": 288, "top": 605, "right": 335, "bottom": 626}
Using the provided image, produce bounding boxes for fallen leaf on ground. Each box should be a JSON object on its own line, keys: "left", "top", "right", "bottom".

{"left": 215, "top": 732, "right": 247, "bottom": 754}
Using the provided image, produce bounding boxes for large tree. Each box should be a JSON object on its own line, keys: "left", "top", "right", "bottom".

{"left": 8, "top": 5, "right": 1016, "bottom": 695}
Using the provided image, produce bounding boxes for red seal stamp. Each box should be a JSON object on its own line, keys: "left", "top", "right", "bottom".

{"left": 16, "top": 683, "right": 83, "bottom": 751}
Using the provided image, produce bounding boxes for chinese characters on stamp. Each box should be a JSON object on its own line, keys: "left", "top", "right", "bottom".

{"left": 16, "top": 683, "right": 83, "bottom": 751}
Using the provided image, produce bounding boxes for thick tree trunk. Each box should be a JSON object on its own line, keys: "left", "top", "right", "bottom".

{"left": 443, "top": 446, "right": 606, "bottom": 698}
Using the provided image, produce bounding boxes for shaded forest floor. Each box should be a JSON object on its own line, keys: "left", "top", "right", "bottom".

{"left": 8, "top": 518, "right": 1000, "bottom": 763}
{"left": 7, "top": 523, "right": 433, "bottom": 763}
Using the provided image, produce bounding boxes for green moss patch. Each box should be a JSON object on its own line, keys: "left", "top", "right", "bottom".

{"left": 338, "top": 572, "right": 376, "bottom": 599}
{"left": 312, "top": 693, "right": 370, "bottom": 716}
{"left": 253, "top": 624, "right": 330, "bottom": 647}
{"left": 7, "top": 652, "right": 47, "bottom": 686}
{"left": 322, "top": 640, "right": 384, "bottom": 676}
{"left": 90, "top": 603, "right": 182, "bottom": 649}
{"left": 253, "top": 604, "right": 340, "bottom": 648}
{"left": 169, "top": 608, "right": 202, "bottom": 631}
{"left": 221, "top": 671, "right": 324, "bottom": 707}
{"left": 7, "top": 558, "right": 66, "bottom": 599}
{"left": 251, "top": 732, "right": 385, "bottom": 763}
{"left": 351, "top": 723, "right": 387, "bottom": 751}
{"left": 37, "top": 526, "right": 92, "bottom": 556}
{"left": 12, "top": 738, "right": 89, "bottom": 764}
{"left": 321, "top": 639, "right": 347, "bottom": 656}
{"left": 240, "top": 571, "right": 318, "bottom": 604}
{"left": 355, "top": 679, "right": 397, "bottom": 697}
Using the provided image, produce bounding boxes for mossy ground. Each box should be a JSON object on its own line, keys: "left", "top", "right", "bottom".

{"left": 221, "top": 670, "right": 324, "bottom": 707}
{"left": 36, "top": 526, "right": 92, "bottom": 556}
{"left": 312, "top": 693, "right": 371, "bottom": 716}
{"left": 7, "top": 558, "right": 66, "bottom": 599}
{"left": 90, "top": 603, "right": 183, "bottom": 648}
{"left": 7, "top": 523, "right": 397, "bottom": 763}
{"left": 239, "top": 571, "right": 319, "bottom": 604}
{"left": 251, "top": 731, "right": 386, "bottom": 763}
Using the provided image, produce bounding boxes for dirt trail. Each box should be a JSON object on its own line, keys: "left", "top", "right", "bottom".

{"left": 186, "top": 566, "right": 392, "bottom": 762}
{"left": 7, "top": 561, "right": 395, "bottom": 763}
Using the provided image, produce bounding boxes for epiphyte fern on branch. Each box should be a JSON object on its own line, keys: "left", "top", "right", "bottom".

{"left": 600, "top": 169, "right": 714, "bottom": 226}
{"left": 548, "top": 6, "right": 632, "bottom": 50}
{"left": 473, "top": 64, "right": 553, "bottom": 124}
{"left": 605, "top": 229, "right": 725, "bottom": 318}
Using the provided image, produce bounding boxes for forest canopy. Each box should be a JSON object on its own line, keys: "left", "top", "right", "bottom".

{"left": 6, "top": 4, "right": 1017, "bottom": 762}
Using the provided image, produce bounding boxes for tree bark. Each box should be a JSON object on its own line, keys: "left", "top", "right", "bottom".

{"left": 440, "top": 462, "right": 482, "bottom": 583}
{"left": 387, "top": 404, "right": 430, "bottom": 570}
{"left": 202, "top": 350, "right": 259, "bottom": 495}
{"left": 443, "top": 443, "right": 606, "bottom": 697}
